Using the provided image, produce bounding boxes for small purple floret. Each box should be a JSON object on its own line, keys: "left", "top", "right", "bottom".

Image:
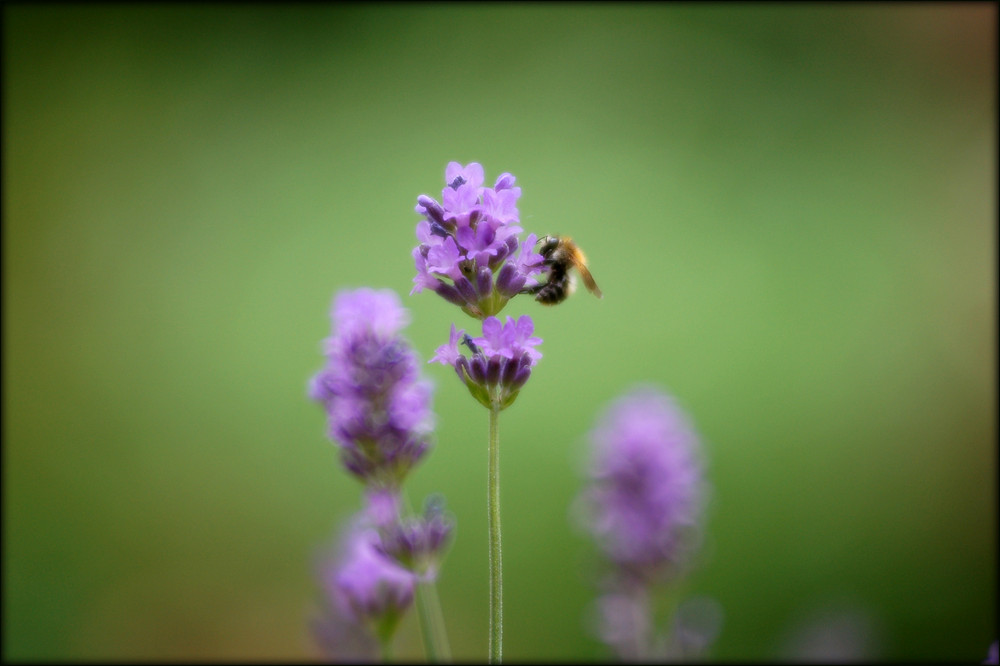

{"left": 375, "top": 494, "right": 455, "bottom": 581}
{"left": 430, "top": 315, "right": 542, "bottom": 410}
{"left": 321, "top": 522, "right": 416, "bottom": 626}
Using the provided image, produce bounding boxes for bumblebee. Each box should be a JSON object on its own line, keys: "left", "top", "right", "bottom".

{"left": 524, "top": 235, "right": 602, "bottom": 305}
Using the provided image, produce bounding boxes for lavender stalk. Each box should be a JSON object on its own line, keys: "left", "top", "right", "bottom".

{"left": 488, "top": 401, "right": 502, "bottom": 662}
{"left": 413, "top": 162, "right": 550, "bottom": 662}
{"left": 430, "top": 315, "right": 542, "bottom": 663}
{"left": 308, "top": 288, "right": 453, "bottom": 661}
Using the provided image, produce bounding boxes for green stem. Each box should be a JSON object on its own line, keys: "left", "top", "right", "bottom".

{"left": 415, "top": 583, "right": 438, "bottom": 663}
{"left": 402, "top": 493, "right": 451, "bottom": 663}
{"left": 422, "top": 576, "right": 452, "bottom": 662}
{"left": 488, "top": 401, "right": 502, "bottom": 663}
{"left": 379, "top": 634, "right": 394, "bottom": 663}
{"left": 631, "top": 587, "right": 649, "bottom": 661}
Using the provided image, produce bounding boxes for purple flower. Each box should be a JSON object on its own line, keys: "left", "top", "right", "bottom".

{"left": 986, "top": 641, "right": 999, "bottom": 665}
{"left": 332, "top": 531, "right": 415, "bottom": 620}
{"left": 473, "top": 315, "right": 543, "bottom": 365}
{"left": 590, "top": 590, "right": 723, "bottom": 662}
{"left": 311, "top": 599, "right": 378, "bottom": 662}
{"left": 579, "top": 386, "right": 706, "bottom": 583}
{"left": 412, "top": 162, "right": 545, "bottom": 319}
{"left": 329, "top": 287, "right": 410, "bottom": 342}
{"left": 481, "top": 183, "right": 521, "bottom": 225}
{"left": 315, "top": 517, "right": 417, "bottom": 649}
{"left": 577, "top": 386, "right": 709, "bottom": 660}
{"left": 501, "top": 232, "right": 545, "bottom": 296}
{"left": 375, "top": 494, "right": 455, "bottom": 581}
{"left": 309, "top": 288, "right": 434, "bottom": 489}
{"left": 442, "top": 161, "right": 484, "bottom": 223}
{"left": 430, "top": 316, "right": 541, "bottom": 410}
{"left": 590, "top": 590, "right": 653, "bottom": 661}
{"left": 429, "top": 323, "right": 465, "bottom": 367}
{"left": 363, "top": 487, "right": 402, "bottom": 529}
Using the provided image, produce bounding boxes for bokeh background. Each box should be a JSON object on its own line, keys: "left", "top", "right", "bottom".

{"left": 3, "top": 4, "right": 995, "bottom": 662}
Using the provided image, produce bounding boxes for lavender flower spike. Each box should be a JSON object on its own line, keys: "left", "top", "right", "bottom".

{"left": 309, "top": 288, "right": 434, "bottom": 490}
{"left": 412, "top": 162, "right": 545, "bottom": 319}
{"left": 313, "top": 516, "right": 417, "bottom": 654}
{"left": 430, "top": 315, "right": 542, "bottom": 411}
{"left": 376, "top": 494, "right": 455, "bottom": 581}
{"left": 577, "top": 385, "right": 708, "bottom": 661}
{"left": 581, "top": 386, "right": 706, "bottom": 582}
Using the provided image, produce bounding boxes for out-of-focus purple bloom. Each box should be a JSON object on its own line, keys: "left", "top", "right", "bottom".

{"left": 576, "top": 386, "right": 709, "bottom": 661}
{"left": 985, "top": 641, "right": 999, "bottom": 665}
{"left": 412, "top": 162, "right": 545, "bottom": 319}
{"left": 309, "top": 288, "right": 434, "bottom": 489}
{"left": 328, "top": 287, "right": 411, "bottom": 342}
{"left": 375, "top": 494, "right": 455, "bottom": 581}
{"left": 590, "top": 591, "right": 723, "bottom": 662}
{"left": 364, "top": 487, "right": 401, "bottom": 529}
{"left": 580, "top": 386, "right": 705, "bottom": 583}
{"left": 590, "top": 590, "right": 652, "bottom": 662}
{"left": 777, "top": 604, "right": 883, "bottom": 662}
{"left": 311, "top": 598, "right": 378, "bottom": 662}
{"left": 429, "top": 316, "right": 541, "bottom": 410}
{"left": 332, "top": 531, "right": 415, "bottom": 622}
{"left": 662, "top": 596, "right": 725, "bottom": 660}
{"left": 315, "top": 517, "right": 417, "bottom": 651}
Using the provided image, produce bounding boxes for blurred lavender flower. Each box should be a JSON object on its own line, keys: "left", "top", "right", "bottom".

{"left": 581, "top": 386, "right": 705, "bottom": 583}
{"left": 363, "top": 487, "right": 403, "bottom": 529}
{"left": 429, "top": 315, "right": 542, "bottom": 410}
{"left": 311, "top": 598, "right": 378, "bottom": 663}
{"left": 308, "top": 289, "right": 454, "bottom": 660}
{"left": 411, "top": 161, "right": 545, "bottom": 319}
{"left": 313, "top": 515, "right": 418, "bottom": 657}
{"left": 985, "top": 641, "right": 998, "bottom": 665}
{"left": 375, "top": 494, "right": 455, "bottom": 581}
{"left": 661, "top": 596, "right": 725, "bottom": 660}
{"left": 576, "top": 385, "right": 709, "bottom": 661}
{"left": 590, "top": 590, "right": 653, "bottom": 661}
{"left": 777, "top": 603, "right": 884, "bottom": 662}
{"left": 309, "top": 288, "right": 434, "bottom": 490}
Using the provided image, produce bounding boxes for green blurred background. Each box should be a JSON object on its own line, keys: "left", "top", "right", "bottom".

{"left": 3, "top": 4, "right": 995, "bottom": 662}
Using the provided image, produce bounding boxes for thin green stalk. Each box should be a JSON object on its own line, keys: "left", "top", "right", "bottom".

{"left": 414, "top": 578, "right": 452, "bottom": 663}
{"left": 421, "top": 575, "right": 451, "bottom": 662}
{"left": 488, "top": 401, "right": 502, "bottom": 663}
{"left": 403, "top": 492, "right": 451, "bottom": 662}
{"left": 379, "top": 635, "right": 394, "bottom": 663}
{"left": 415, "top": 583, "right": 438, "bottom": 663}
{"left": 631, "top": 587, "right": 650, "bottom": 661}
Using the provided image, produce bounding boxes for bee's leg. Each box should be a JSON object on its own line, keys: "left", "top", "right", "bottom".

{"left": 520, "top": 258, "right": 554, "bottom": 295}
{"left": 520, "top": 281, "right": 547, "bottom": 295}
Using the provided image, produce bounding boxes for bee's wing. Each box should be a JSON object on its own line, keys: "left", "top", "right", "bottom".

{"left": 574, "top": 261, "right": 602, "bottom": 298}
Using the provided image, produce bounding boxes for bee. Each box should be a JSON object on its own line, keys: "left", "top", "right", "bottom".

{"left": 524, "top": 235, "right": 603, "bottom": 305}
